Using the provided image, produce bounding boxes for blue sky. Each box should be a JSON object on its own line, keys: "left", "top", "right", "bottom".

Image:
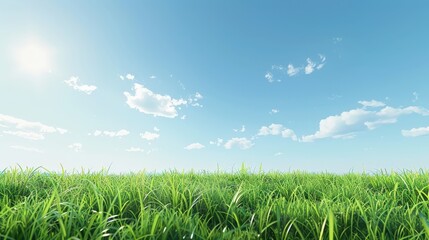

{"left": 1, "top": 1, "right": 429, "bottom": 173}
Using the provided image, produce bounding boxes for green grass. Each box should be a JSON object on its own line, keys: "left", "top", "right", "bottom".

{"left": 1, "top": 167, "right": 429, "bottom": 239}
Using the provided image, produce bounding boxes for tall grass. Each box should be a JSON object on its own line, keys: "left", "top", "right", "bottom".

{"left": 1, "top": 167, "right": 429, "bottom": 239}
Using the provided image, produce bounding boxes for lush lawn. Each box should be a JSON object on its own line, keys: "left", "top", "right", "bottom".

{"left": 1, "top": 168, "right": 429, "bottom": 239}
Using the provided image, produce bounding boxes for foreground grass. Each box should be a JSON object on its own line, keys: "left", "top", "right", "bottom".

{"left": 1, "top": 168, "right": 429, "bottom": 239}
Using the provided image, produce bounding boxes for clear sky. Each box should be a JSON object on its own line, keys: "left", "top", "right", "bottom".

{"left": 1, "top": 1, "right": 429, "bottom": 173}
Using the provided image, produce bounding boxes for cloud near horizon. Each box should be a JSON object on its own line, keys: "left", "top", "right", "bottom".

{"left": 224, "top": 137, "right": 254, "bottom": 150}
{"left": 184, "top": 142, "right": 205, "bottom": 150}
{"left": 301, "top": 101, "right": 429, "bottom": 142}
{"left": 0, "top": 114, "right": 67, "bottom": 140}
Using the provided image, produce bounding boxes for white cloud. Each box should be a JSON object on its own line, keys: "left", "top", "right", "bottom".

{"left": 258, "top": 123, "right": 298, "bottom": 141}
{"left": 195, "top": 92, "right": 203, "bottom": 99}
{"left": 233, "top": 125, "right": 246, "bottom": 133}
{"left": 124, "top": 84, "right": 188, "bottom": 118}
{"left": 153, "top": 127, "right": 160, "bottom": 132}
{"left": 274, "top": 152, "right": 283, "bottom": 157}
{"left": 119, "top": 75, "right": 125, "bottom": 80}
{"left": 91, "top": 129, "right": 129, "bottom": 138}
{"left": 265, "top": 72, "right": 274, "bottom": 82}
{"left": 302, "top": 103, "right": 429, "bottom": 142}
{"left": 304, "top": 58, "right": 316, "bottom": 74}
{"left": 270, "top": 109, "right": 279, "bottom": 114}
{"left": 209, "top": 138, "right": 223, "bottom": 146}
{"left": 0, "top": 114, "right": 66, "bottom": 140}
{"left": 126, "top": 147, "right": 145, "bottom": 152}
{"left": 224, "top": 137, "right": 254, "bottom": 150}
{"left": 10, "top": 145, "right": 43, "bottom": 154}
{"left": 126, "top": 74, "right": 135, "bottom": 80}
{"left": 358, "top": 100, "right": 386, "bottom": 108}
{"left": 316, "top": 54, "right": 326, "bottom": 70}
{"left": 140, "top": 131, "right": 160, "bottom": 140}
{"left": 287, "top": 64, "right": 300, "bottom": 76}
{"left": 181, "top": 115, "right": 187, "bottom": 120}
{"left": 184, "top": 142, "right": 205, "bottom": 150}
{"left": 64, "top": 76, "right": 97, "bottom": 95}
{"left": 149, "top": 75, "right": 156, "bottom": 79}
{"left": 3, "top": 130, "right": 45, "bottom": 140}
{"left": 402, "top": 126, "right": 429, "bottom": 137}
{"left": 68, "top": 143, "right": 82, "bottom": 152}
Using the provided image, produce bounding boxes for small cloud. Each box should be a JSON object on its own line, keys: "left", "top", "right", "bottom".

{"left": 90, "top": 129, "right": 129, "bottom": 138}
{"left": 119, "top": 75, "right": 125, "bottom": 80}
{"left": 124, "top": 84, "right": 188, "bottom": 118}
{"left": 358, "top": 100, "right": 386, "bottom": 108}
{"left": 304, "top": 58, "right": 316, "bottom": 74}
{"left": 153, "top": 127, "right": 160, "bottom": 132}
{"left": 274, "top": 152, "right": 283, "bottom": 157}
{"left": 258, "top": 124, "right": 298, "bottom": 141}
{"left": 126, "top": 147, "right": 145, "bottom": 152}
{"left": 126, "top": 74, "right": 135, "bottom": 80}
{"left": 209, "top": 138, "right": 223, "bottom": 146}
{"left": 265, "top": 72, "right": 274, "bottom": 83}
{"left": 287, "top": 64, "right": 300, "bottom": 76}
{"left": 233, "top": 125, "right": 246, "bottom": 133}
{"left": 181, "top": 115, "right": 187, "bottom": 120}
{"left": 10, "top": 145, "right": 43, "bottom": 154}
{"left": 3, "top": 130, "right": 45, "bottom": 140}
{"left": 195, "top": 92, "right": 203, "bottom": 99}
{"left": 270, "top": 109, "right": 279, "bottom": 114}
{"left": 64, "top": 76, "right": 97, "bottom": 95}
{"left": 184, "top": 142, "right": 205, "bottom": 150}
{"left": 68, "top": 143, "right": 82, "bottom": 152}
{"left": 140, "top": 131, "right": 160, "bottom": 140}
{"left": 413, "top": 92, "right": 419, "bottom": 102}
{"left": 333, "top": 37, "right": 343, "bottom": 44}
{"left": 316, "top": 54, "right": 326, "bottom": 70}
{"left": 224, "top": 137, "right": 253, "bottom": 150}
{"left": 149, "top": 75, "right": 156, "bottom": 79}
{"left": 402, "top": 126, "right": 429, "bottom": 137}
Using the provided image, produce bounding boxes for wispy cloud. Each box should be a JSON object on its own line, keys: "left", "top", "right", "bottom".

{"left": 274, "top": 152, "right": 283, "bottom": 157}
{"left": 0, "top": 114, "right": 66, "bottom": 140}
{"left": 224, "top": 137, "right": 253, "bottom": 150}
{"left": 149, "top": 75, "right": 156, "bottom": 79}
{"left": 266, "top": 54, "right": 326, "bottom": 81}
{"left": 64, "top": 76, "right": 97, "bottom": 95}
{"left": 233, "top": 125, "right": 246, "bottom": 133}
{"left": 269, "top": 109, "right": 279, "bottom": 115}
{"left": 119, "top": 74, "right": 135, "bottom": 80}
{"left": 90, "top": 129, "right": 129, "bottom": 138}
{"left": 209, "top": 138, "right": 223, "bottom": 146}
{"left": 358, "top": 100, "right": 386, "bottom": 108}
{"left": 124, "top": 84, "right": 188, "bottom": 118}
{"left": 302, "top": 102, "right": 429, "bottom": 142}
{"left": 140, "top": 131, "right": 160, "bottom": 141}
{"left": 68, "top": 143, "right": 82, "bottom": 152}
{"left": 184, "top": 142, "right": 205, "bottom": 150}
{"left": 257, "top": 123, "right": 297, "bottom": 141}
{"left": 402, "top": 126, "right": 429, "bottom": 137}
{"left": 126, "top": 147, "right": 145, "bottom": 152}
{"left": 333, "top": 37, "right": 343, "bottom": 44}
{"left": 413, "top": 92, "right": 419, "bottom": 102}
{"left": 10, "top": 145, "right": 43, "bottom": 154}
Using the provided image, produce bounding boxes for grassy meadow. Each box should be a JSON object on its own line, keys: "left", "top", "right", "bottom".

{"left": 1, "top": 167, "right": 429, "bottom": 239}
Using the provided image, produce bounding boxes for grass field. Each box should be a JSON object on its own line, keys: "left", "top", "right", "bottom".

{"left": 1, "top": 167, "right": 429, "bottom": 239}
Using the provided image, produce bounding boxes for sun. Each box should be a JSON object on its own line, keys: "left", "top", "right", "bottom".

{"left": 14, "top": 40, "right": 52, "bottom": 75}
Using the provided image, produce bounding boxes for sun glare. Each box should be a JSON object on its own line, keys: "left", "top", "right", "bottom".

{"left": 15, "top": 40, "right": 52, "bottom": 75}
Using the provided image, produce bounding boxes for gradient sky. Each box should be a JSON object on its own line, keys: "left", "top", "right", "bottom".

{"left": 1, "top": 1, "right": 429, "bottom": 173}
